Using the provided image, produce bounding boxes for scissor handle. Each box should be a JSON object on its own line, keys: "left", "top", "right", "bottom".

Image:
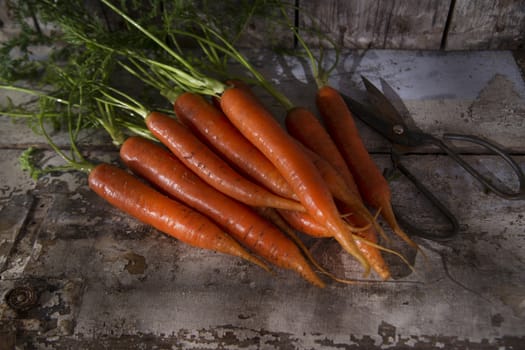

{"left": 429, "top": 134, "right": 525, "bottom": 200}
{"left": 390, "top": 151, "right": 460, "bottom": 241}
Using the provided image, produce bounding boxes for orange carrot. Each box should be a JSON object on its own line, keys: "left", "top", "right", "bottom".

{"left": 145, "top": 111, "right": 304, "bottom": 212}
{"left": 174, "top": 92, "right": 296, "bottom": 200}
{"left": 223, "top": 81, "right": 362, "bottom": 210}
{"left": 219, "top": 87, "right": 370, "bottom": 274}
{"left": 339, "top": 203, "right": 391, "bottom": 280}
{"left": 285, "top": 106, "right": 360, "bottom": 196}
{"left": 299, "top": 142, "right": 371, "bottom": 220}
{"left": 256, "top": 207, "right": 350, "bottom": 284}
{"left": 278, "top": 209, "right": 328, "bottom": 238}
{"left": 278, "top": 208, "right": 390, "bottom": 280}
{"left": 224, "top": 83, "right": 373, "bottom": 232}
{"left": 88, "top": 163, "right": 268, "bottom": 270}
{"left": 309, "top": 151, "right": 391, "bottom": 278}
{"left": 316, "top": 85, "right": 416, "bottom": 248}
{"left": 354, "top": 229, "right": 390, "bottom": 279}
{"left": 120, "top": 136, "right": 325, "bottom": 287}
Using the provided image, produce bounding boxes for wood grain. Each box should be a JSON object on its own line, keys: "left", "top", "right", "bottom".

{"left": 298, "top": 0, "right": 451, "bottom": 49}
{"left": 445, "top": 0, "right": 525, "bottom": 50}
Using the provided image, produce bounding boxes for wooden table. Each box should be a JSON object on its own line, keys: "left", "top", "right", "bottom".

{"left": 1, "top": 50, "right": 524, "bottom": 349}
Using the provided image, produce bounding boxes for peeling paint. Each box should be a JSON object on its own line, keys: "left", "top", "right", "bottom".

{"left": 123, "top": 252, "right": 147, "bottom": 275}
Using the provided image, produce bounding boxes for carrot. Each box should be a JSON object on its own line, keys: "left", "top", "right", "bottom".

{"left": 219, "top": 87, "right": 371, "bottom": 275}
{"left": 316, "top": 85, "right": 416, "bottom": 248}
{"left": 272, "top": 108, "right": 393, "bottom": 279}
{"left": 226, "top": 83, "right": 370, "bottom": 229}
{"left": 211, "top": 79, "right": 254, "bottom": 109}
{"left": 256, "top": 207, "right": 356, "bottom": 285}
{"left": 299, "top": 142, "right": 374, "bottom": 223}
{"left": 294, "top": 130, "right": 388, "bottom": 239}
{"left": 227, "top": 84, "right": 373, "bottom": 230}
{"left": 120, "top": 136, "right": 325, "bottom": 287}
{"left": 339, "top": 204, "right": 391, "bottom": 280}
{"left": 285, "top": 106, "right": 360, "bottom": 196}
{"left": 174, "top": 92, "right": 297, "bottom": 200}
{"left": 223, "top": 83, "right": 373, "bottom": 233}
{"left": 88, "top": 163, "right": 268, "bottom": 271}
{"left": 278, "top": 208, "right": 391, "bottom": 280}
{"left": 278, "top": 209, "right": 328, "bottom": 238}
{"left": 354, "top": 229, "right": 390, "bottom": 279}
{"left": 145, "top": 111, "right": 304, "bottom": 212}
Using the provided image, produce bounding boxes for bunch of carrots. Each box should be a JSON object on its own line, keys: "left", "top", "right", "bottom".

{"left": 1, "top": 0, "right": 418, "bottom": 287}
{"left": 89, "top": 81, "right": 410, "bottom": 287}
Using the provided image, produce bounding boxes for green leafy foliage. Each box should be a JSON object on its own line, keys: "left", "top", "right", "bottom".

{"left": 19, "top": 147, "right": 45, "bottom": 180}
{"left": 1, "top": 0, "right": 301, "bottom": 179}
{"left": 1, "top": 1, "right": 51, "bottom": 81}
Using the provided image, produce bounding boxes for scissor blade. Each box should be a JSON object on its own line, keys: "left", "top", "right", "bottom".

{"left": 341, "top": 94, "right": 410, "bottom": 146}
{"left": 379, "top": 78, "right": 419, "bottom": 131}
{"left": 361, "top": 76, "right": 407, "bottom": 127}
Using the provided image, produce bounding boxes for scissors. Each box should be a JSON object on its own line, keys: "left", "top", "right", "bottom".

{"left": 342, "top": 76, "right": 525, "bottom": 241}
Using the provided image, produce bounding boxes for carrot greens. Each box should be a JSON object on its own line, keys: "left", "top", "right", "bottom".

{"left": 0, "top": 0, "right": 415, "bottom": 282}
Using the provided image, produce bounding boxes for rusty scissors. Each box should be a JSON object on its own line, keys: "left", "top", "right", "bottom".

{"left": 342, "top": 76, "right": 525, "bottom": 241}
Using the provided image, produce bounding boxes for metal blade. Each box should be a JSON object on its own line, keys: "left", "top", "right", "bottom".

{"left": 361, "top": 76, "right": 406, "bottom": 127}
{"left": 341, "top": 93, "right": 413, "bottom": 146}
{"left": 379, "top": 78, "right": 420, "bottom": 131}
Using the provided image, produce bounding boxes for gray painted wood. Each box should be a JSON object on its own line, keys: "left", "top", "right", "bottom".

{"left": 1, "top": 0, "right": 525, "bottom": 50}
{"left": 298, "top": 0, "right": 525, "bottom": 50}
{"left": 298, "top": 0, "right": 451, "bottom": 49}
{"left": 445, "top": 0, "right": 525, "bottom": 50}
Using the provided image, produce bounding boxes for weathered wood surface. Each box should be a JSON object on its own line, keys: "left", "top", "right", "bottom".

{"left": 446, "top": 0, "right": 525, "bottom": 50}
{"left": 1, "top": 50, "right": 525, "bottom": 349}
{"left": 1, "top": 0, "right": 525, "bottom": 50}
{"left": 299, "top": 0, "right": 525, "bottom": 50}
{"left": 299, "top": 0, "right": 452, "bottom": 50}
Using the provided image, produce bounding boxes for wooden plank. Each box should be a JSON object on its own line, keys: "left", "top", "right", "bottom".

{"left": 0, "top": 0, "right": 22, "bottom": 43}
{"left": 2, "top": 1, "right": 525, "bottom": 51}
{"left": 298, "top": 0, "right": 451, "bottom": 49}
{"left": 1, "top": 50, "right": 525, "bottom": 348}
{"left": 446, "top": 0, "right": 525, "bottom": 50}
{"left": 3, "top": 150, "right": 524, "bottom": 349}
{"left": 225, "top": 1, "right": 295, "bottom": 49}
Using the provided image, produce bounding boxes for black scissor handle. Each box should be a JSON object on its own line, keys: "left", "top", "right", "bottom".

{"left": 390, "top": 151, "right": 460, "bottom": 241}
{"left": 431, "top": 134, "right": 525, "bottom": 200}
